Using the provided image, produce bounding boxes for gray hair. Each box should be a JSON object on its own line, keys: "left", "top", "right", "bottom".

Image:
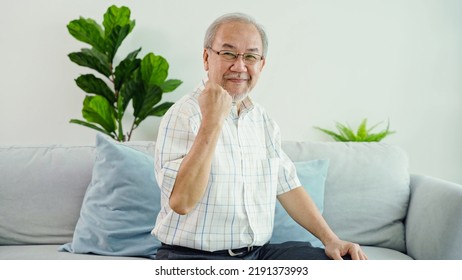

{"left": 204, "top": 13, "right": 269, "bottom": 57}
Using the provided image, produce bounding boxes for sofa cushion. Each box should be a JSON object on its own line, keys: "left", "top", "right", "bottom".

{"left": 0, "top": 144, "right": 94, "bottom": 245}
{"left": 282, "top": 141, "right": 410, "bottom": 252}
{"left": 271, "top": 159, "right": 329, "bottom": 247}
{"left": 0, "top": 245, "right": 144, "bottom": 260}
{"left": 59, "top": 134, "right": 160, "bottom": 258}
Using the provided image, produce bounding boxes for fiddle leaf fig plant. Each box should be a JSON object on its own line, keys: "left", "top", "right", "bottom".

{"left": 67, "top": 5, "right": 182, "bottom": 141}
{"left": 314, "top": 118, "right": 395, "bottom": 142}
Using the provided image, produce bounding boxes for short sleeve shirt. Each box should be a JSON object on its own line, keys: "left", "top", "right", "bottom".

{"left": 152, "top": 81, "right": 301, "bottom": 251}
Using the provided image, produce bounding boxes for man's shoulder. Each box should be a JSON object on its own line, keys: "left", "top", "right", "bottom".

{"left": 248, "top": 101, "right": 272, "bottom": 120}
{"left": 251, "top": 101, "right": 266, "bottom": 113}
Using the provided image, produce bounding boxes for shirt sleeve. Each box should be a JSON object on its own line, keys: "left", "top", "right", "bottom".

{"left": 263, "top": 113, "right": 301, "bottom": 195}
{"left": 277, "top": 149, "right": 301, "bottom": 195}
{"left": 154, "top": 98, "right": 200, "bottom": 198}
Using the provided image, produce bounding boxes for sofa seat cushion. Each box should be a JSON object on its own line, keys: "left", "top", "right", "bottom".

{"left": 360, "top": 246, "right": 412, "bottom": 260}
{"left": 282, "top": 141, "right": 410, "bottom": 252}
{"left": 0, "top": 244, "right": 412, "bottom": 260}
{"left": 0, "top": 245, "right": 144, "bottom": 260}
{"left": 0, "top": 245, "right": 412, "bottom": 260}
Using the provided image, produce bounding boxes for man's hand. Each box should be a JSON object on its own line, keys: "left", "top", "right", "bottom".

{"left": 324, "top": 238, "right": 368, "bottom": 260}
{"left": 199, "top": 81, "right": 233, "bottom": 126}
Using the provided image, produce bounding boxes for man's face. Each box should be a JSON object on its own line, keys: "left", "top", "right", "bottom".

{"left": 203, "top": 21, "right": 266, "bottom": 102}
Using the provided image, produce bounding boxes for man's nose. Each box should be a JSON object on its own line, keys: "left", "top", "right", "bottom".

{"left": 230, "top": 56, "right": 248, "bottom": 72}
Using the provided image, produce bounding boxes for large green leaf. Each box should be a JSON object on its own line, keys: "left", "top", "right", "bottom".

{"left": 140, "top": 53, "right": 169, "bottom": 87}
{"left": 68, "top": 48, "right": 111, "bottom": 77}
{"left": 102, "top": 5, "right": 135, "bottom": 62}
{"left": 67, "top": 17, "right": 106, "bottom": 53}
{"left": 114, "top": 48, "right": 141, "bottom": 91}
{"left": 103, "top": 5, "right": 135, "bottom": 37}
{"left": 160, "top": 79, "right": 183, "bottom": 93}
{"left": 82, "top": 95, "right": 116, "bottom": 133}
{"left": 70, "top": 119, "right": 115, "bottom": 139}
{"left": 75, "top": 74, "right": 115, "bottom": 103}
{"left": 133, "top": 85, "right": 163, "bottom": 125}
{"left": 148, "top": 102, "right": 174, "bottom": 117}
{"left": 119, "top": 80, "right": 143, "bottom": 112}
{"left": 105, "top": 24, "right": 132, "bottom": 62}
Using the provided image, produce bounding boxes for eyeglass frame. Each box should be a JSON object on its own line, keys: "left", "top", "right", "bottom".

{"left": 207, "top": 47, "right": 264, "bottom": 65}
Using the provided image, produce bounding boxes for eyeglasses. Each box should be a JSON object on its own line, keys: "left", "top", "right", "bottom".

{"left": 208, "top": 48, "right": 264, "bottom": 65}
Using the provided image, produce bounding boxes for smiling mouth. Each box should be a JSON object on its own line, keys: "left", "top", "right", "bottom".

{"left": 224, "top": 76, "right": 249, "bottom": 84}
{"left": 227, "top": 78, "right": 248, "bottom": 83}
{"left": 223, "top": 73, "right": 250, "bottom": 82}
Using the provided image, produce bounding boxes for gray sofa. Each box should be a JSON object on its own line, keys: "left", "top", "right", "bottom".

{"left": 1, "top": 136, "right": 461, "bottom": 260}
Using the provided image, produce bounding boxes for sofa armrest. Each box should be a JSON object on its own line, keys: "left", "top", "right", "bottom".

{"left": 405, "top": 174, "right": 462, "bottom": 259}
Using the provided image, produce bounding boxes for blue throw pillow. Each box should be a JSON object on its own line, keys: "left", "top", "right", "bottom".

{"left": 59, "top": 134, "right": 161, "bottom": 258}
{"left": 270, "top": 159, "right": 329, "bottom": 248}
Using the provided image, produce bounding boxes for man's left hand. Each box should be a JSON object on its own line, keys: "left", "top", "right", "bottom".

{"left": 324, "top": 239, "right": 368, "bottom": 260}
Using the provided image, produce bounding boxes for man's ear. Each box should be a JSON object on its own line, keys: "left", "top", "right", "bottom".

{"left": 259, "top": 57, "right": 266, "bottom": 72}
{"left": 203, "top": 48, "right": 209, "bottom": 71}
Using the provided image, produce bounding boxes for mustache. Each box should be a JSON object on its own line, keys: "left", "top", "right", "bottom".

{"left": 223, "top": 73, "right": 250, "bottom": 80}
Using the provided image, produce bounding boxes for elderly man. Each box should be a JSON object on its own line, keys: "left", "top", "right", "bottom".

{"left": 152, "top": 12, "right": 367, "bottom": 260}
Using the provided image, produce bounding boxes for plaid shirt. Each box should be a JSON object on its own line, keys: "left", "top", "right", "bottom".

{"left": 152, "top": 81, "right": 301, "bottom": 251}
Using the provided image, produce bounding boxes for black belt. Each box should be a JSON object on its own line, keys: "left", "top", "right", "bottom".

{"left": 216, "top": 246, "right": 257, "bottom": 257}
{"left": 161, "top": 243, "right": 260, "bottom": 257}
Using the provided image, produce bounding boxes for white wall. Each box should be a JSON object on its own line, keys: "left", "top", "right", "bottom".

{"left": 1, "top": 0, "right": 461, "bottom": 184}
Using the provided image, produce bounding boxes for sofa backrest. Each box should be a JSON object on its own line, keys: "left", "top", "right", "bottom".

{"left": 1, "top": 141, "right": 410, "bottom": 253}
{"left": 0, "top": 145, "right": 95, "bottom": 245}
{"left": 282, "top": 141, "right": 410, "bottom": 253}
{"left": 0, "top": 142, "right": 156, "bottom": 246}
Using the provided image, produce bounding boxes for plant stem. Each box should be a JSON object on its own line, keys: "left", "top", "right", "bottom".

{"left": 127, "top": 120, "right": 137, "bottom": 141}
{"left": 114, "top": 88, "right": 124, "bottom": 141}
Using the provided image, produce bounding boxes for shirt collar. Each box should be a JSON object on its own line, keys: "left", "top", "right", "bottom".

{"left": 238, "top": 95, "right": 255, "bottom": 116}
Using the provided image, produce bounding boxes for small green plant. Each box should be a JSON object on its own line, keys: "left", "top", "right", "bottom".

{"left": 314, "top": 118, "right": 395, "bottom": 142}
{"left": 67, "top": 5, "right": 182, "bottom": 141}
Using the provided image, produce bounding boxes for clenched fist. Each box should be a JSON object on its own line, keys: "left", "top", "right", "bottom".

{"left": 199, "top": 81, "right": 233, "bottom": 126}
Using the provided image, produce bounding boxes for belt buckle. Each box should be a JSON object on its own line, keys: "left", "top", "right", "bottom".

{"left": 228, "top": 246, "right": 253, "bottom": 257}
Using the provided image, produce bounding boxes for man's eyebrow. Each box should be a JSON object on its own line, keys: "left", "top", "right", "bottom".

{"left": 221, "top": 43, "right": 260, "bottom": 53}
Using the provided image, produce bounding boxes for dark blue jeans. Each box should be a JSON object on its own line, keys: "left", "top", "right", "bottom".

{"left": 156, "top": 241, "right": 343, "bottom": 260}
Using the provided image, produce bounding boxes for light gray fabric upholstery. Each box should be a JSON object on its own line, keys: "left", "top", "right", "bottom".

{"left": 0, "top": 145, "right": 94, "bottom": 245}
{"left": 2, "top": 141, "right": 461, "bottom": 259}
{"left": 361, "top": 246, "right": 412, "bottom": 260}
{"left": 0, "top": 245, "right": 144, "bottom": 260}
{"left": 282, "top": 141, "right": 410, "bottom": 252}
{"left": 0, "top": 245, "right": 411, "bottom": 260}
{"left": 406, "top": 175, "right": 462, "bottom": 260}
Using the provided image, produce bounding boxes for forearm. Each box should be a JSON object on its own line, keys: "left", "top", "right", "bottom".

{"left": 169, "top": 121, "right": 222, "bottom": 215}
{"left": 277, "top": 187, "right": 339, "bottom": 246}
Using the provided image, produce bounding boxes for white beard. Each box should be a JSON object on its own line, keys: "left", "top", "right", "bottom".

{"left": 231, "top": 91, "right": 249, "bottom": 104}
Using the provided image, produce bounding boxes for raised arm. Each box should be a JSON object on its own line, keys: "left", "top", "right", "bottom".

{"left": 169, "top": 82, "right": 232, "bottom": 215}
